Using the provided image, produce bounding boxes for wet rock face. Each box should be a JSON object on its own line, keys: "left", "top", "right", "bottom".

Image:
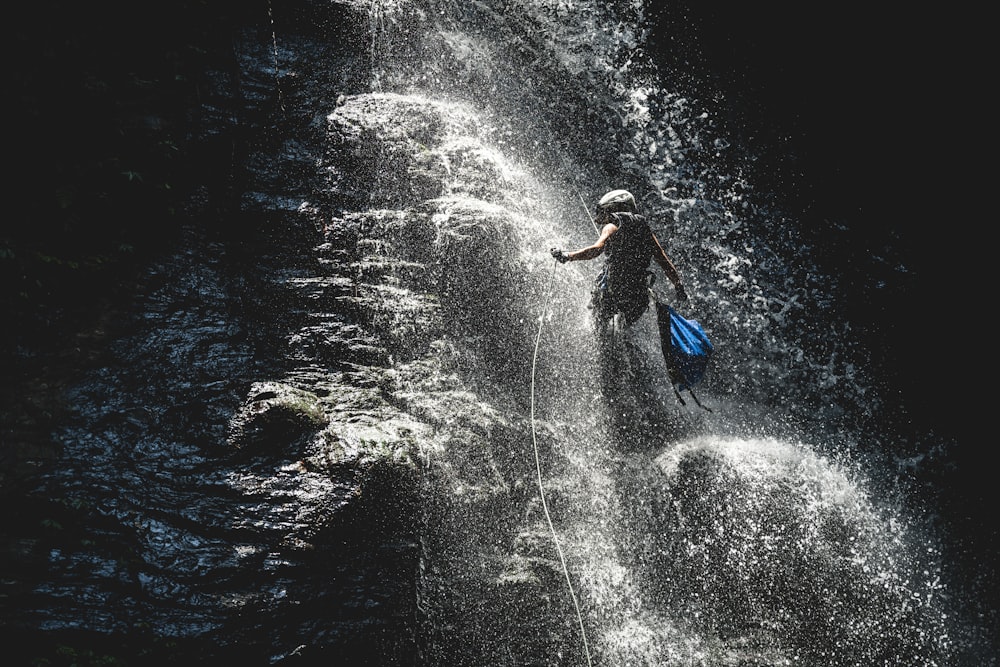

{"left": 326, "top": 92, "right": 540, "bottom": 394}
{"left": 319, "top": 87, "right": 589, "bottom": 663}
{"left": 228, "top": 381, "right": 328, "bottom": 453}
{"left": 1, "top": 2, "right": 720, "bottom": 662}
{"left": 2, "top": 2, "right": 435, "bottom": 664}
{"left": 619, "top": 438, "right": 952, "bottom": 665}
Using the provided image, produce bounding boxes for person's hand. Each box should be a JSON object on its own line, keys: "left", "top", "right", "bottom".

{"left": 550, "top": 248, "right": 569, "bottom": 264}
{"left": 676, "top": 284, "right": 689, "bottom": 302}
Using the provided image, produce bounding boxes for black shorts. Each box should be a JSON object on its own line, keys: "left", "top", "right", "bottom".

{"left": 591, "top": 272, "right": 650, "bottom": 326}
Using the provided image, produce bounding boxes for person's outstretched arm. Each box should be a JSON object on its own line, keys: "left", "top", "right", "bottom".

{"left": 552, "top": 222, "right": 617, "bottom": 263}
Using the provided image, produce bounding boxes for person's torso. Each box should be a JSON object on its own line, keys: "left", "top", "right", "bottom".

{"left": 604, "top": 212, "right": 654, "bottom": 291}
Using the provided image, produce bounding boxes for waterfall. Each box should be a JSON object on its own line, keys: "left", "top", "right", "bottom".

{"left": 6, "top": 1, "right": 989, "bottom": 666}
{"left": 332, "top": 1, "right": 960, "bottom": 665}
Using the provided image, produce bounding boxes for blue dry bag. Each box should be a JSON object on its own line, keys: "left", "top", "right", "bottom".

{"left": 656, "top": 301, "right": 713, "bottom": 393}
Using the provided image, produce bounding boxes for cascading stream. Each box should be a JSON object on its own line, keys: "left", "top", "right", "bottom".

{"left": 358, "top": 1, "right": 962, "bottom": 665}
{"left": 6, "top": 2, "right": 989, "bottom": 666}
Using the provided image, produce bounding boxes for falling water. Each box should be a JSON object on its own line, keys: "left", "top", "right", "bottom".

{"left": 7, "top": 1, "right": 990, "bottom": 666}
{"left": 349, "top": 1, "right": 972, "bottom": 665}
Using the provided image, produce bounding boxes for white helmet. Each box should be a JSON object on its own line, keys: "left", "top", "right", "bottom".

{"left": 596, "top": 189, "right": 636, "bottom": 213}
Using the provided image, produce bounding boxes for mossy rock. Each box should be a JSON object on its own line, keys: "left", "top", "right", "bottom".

{"left": 228, "top": 381, "right": 328, "bottom": 454}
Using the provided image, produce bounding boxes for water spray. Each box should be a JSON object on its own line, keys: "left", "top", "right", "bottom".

{"left": 530, "top": 258, "right": 593, "bottom": 667}
{"left": 523, "top": 186, "right": 606, "bottom": 665}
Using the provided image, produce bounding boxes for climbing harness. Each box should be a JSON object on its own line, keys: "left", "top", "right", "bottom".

{"left": 529, "top": 259, "right": 593, "bottom": 667}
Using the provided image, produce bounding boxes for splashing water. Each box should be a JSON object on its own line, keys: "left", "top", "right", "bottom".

{"left": 349, "top": 1, "right": 969, "bottom": 665}
{"left": 13, "top": 1, "right": 987, "bottom": 665}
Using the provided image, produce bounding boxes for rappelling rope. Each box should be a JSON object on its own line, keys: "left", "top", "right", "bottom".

{"left": 529, "top": 259, "right": 593, "bottom": 667}
{"left": 578, "top": 191, "right": 599, "bottom": 233}
{"left": 556, "top": 145, "right": 599, "bottom": 234}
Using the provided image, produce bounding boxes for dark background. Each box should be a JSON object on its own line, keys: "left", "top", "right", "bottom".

{"left": 649, "top": 3, "right": 992, "bottom": 603}
{"left": 649, "top": 4, "right": 972, "bottom": 442}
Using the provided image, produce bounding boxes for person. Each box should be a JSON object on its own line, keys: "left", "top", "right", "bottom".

{"left": 550, "top": 189, "right": 688, "bottom": 329}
